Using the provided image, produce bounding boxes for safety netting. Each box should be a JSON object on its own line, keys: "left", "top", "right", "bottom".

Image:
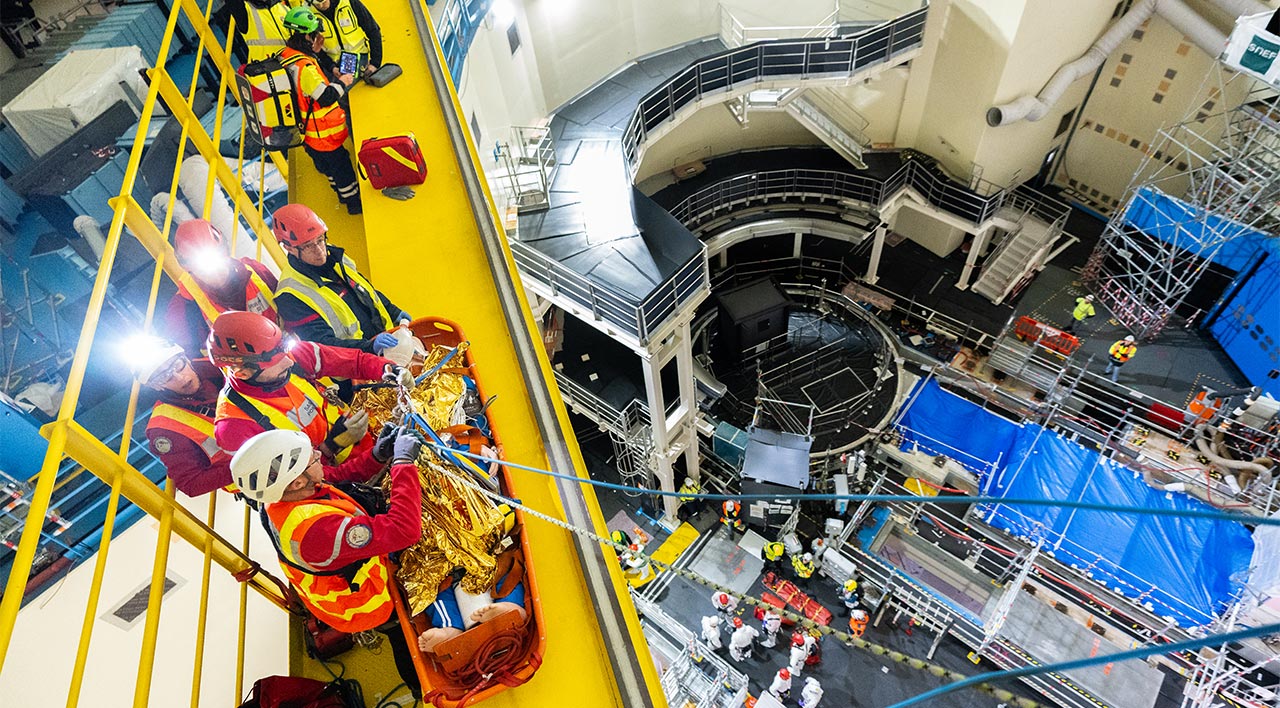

{"left": 896, "top": 380, "right": 1254, "bottom": 627}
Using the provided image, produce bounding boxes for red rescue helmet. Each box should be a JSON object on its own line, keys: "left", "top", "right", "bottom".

{"left": 271, "top": 203, "right": 327, "bottom": 247}
{"left": 791, "top": 633, "right": 805, "bottom": 647}
{"left": 173, "top": 219, "right": 225, "bottom": 269}
{"left": 779, "top": 668, "right": 791, "bottom": 680}
{"left": 717, "top": 593, "right": 729, "bottom": 605}
{"left": 207, "top": 311, "right": 288, "bottom": 369}
{"left": 732, "top": 617, "right": 743, "bottom": 628}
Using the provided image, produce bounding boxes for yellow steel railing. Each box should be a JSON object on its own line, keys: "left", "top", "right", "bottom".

{"left": 0, "top": 0, "right": 299, "bottom": 703}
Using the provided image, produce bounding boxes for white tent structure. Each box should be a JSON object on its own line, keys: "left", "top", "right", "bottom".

{"left": 2, "top": 46, "right": 151, "bottom": 157}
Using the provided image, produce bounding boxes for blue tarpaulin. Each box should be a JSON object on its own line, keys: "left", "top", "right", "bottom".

{"left": 896, "top": 379, "right": 1020, "bottom": 476}
{"left": 1124, "top": 186, "right": 1269, "bottom": 270}
{"left": 895, "top": 380, "right": 1254, "bottom": 626}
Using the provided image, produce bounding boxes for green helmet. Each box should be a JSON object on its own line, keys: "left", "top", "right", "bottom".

{"left": 282, "top": 5, "right": 320, "bottom": 34}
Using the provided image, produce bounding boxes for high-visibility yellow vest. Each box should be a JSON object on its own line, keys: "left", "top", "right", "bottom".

{"left": 276, "top": 254, "right": 393, "bottom": 341}
{"left": 1071, "top": 298, "right": 1095, "bottom": 322}
{"left": 243, "top": 3, "right": 289, "bottom": 62}
{"left": 792, "top": 555, "right": 815, "bottom": 579}
{"left": 678, "top": 482, "right": 700, "bottom": 504}
{"left": 1109, "top": 341, "right": 1136, "bottom": 363}
{"left": 315, "top": 0, "right": 370, "bottom": 63}
{"left": 216, "top": 373, "right": 354, "bottom": 462}
{"left": 763, "top": 542, "right": 785, "bottom": 561}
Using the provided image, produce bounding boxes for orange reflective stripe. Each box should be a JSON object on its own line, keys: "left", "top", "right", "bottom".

{"left": 217, "top": 375, "right": 352, "bottom": 461}
{"left": 149, "top": 402, "right": 229, "bottom": 462}
{"left": 266, "top": 488, "right": 393, "bottom": 632}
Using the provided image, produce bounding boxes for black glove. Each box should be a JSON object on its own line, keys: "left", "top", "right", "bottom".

{"left": 325, "top": 409, "right": 370, "bottom": 452}
{"left": 371, "top": 423, "right": 398, "bottom": 463}
{"left": 391, "top": 429, "right": 425, "bottom": 465}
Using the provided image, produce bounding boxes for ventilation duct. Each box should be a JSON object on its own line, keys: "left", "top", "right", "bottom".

{"left": 987, "top": 0, "right": 1230, "bottom": 127}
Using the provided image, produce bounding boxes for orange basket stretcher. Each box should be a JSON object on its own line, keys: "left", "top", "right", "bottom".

{"left": 390, "top": 317, "right": 547, "bottom": 707}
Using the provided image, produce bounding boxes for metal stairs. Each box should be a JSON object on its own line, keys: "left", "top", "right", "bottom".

{"left": 784, "top": 88, "right": 870, "bottom": 170}
{"left": 972, "top": 207, "right": 1057, "bottom": 304}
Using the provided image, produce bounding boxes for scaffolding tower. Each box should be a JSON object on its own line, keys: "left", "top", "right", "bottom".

{"left": 1083, "top": 19, "right": 1280, "bottom": 340}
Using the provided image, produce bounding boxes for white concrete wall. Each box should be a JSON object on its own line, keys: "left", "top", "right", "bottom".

{"left": 898, "top": 0, "right": 1116, "bottom": 187}
{"left": 633, "top": 108, "right": 821, "bottom": 185}
{"left": 1054, "top": 11, "right": 1253, "bottom": 211}
{"left": 454, "top": 4, "right": 550, "bottom": 178}
{"left": 891, "top": 201, "right": 965, "bottom": 256}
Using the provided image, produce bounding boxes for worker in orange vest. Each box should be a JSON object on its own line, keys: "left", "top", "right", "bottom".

{"left": 721, "top": 499, "right": 745, "bottom": 533}
{"left": 133, "top": 336, "right": 234, "bottom": 496}
{"left": 279, "top": 6, "right": 362, "bottom": 214}
{"left": 1104, "top": 335, "right": 1137, "bottom": 383}
{"left": 209, "top": 310, "right": 409, "bottom": 459}
{"left": 847, "top": 608, "right": 869, "bottom": 641}
{"left": 164, "top": 218, "right": 278, "bottom": 357}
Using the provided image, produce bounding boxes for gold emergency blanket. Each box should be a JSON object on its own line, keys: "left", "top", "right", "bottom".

{"left": 353, "top": 343, "right": 505, "bottom": 615}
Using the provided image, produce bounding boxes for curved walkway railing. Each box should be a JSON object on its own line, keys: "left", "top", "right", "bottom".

{"left": 510, "top": 241, "right": 707, "bottom": 344}
{"left": 669, "top": 160, "right": 1010, "bottom": 230}
{"left": 621, "top": 8, "right": 928, "bottom": 166}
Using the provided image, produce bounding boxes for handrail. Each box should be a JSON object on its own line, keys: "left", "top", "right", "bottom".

{"left": 717, "top": 2, "right": 841, "bottom": 49}
{"left": 513, "top": 239, "right": 710, "bottom": 345}
{"left": 622, "top": 8, "right": 929, "bottom": 168}
{"left": 667, "top": 157, "right": 1024, "bottom": 234}
{"left": 0, "top": 0, "right": 295, "bottom": 699}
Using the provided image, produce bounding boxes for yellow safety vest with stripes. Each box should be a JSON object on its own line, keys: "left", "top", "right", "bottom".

{"left": 276, "top": 254, "right": 394, "bottom": 341}
{"left": 244, "top": 3, "right": 289, "bottom": 63}
{"left": 217, "top": 373, "right": 354, "bottom": 462}
{"left": 316, "top": 0, "right": 370, "bottom": 64}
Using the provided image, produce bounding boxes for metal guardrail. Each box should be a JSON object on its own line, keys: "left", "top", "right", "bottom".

{"left": 512, "top": 239, "right": 709, "bottom": 345}
{"left": 668, "top": 157, "right": 1024, "bottom": 233}
{"left": 717, "top": 1, "right": 840, "bottom": 49}
{"left": 621, "top": 8, "right": 928, "bottom": 166}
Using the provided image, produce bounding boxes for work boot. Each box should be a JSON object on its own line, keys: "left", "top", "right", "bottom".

{"left": 345, "top": 198, "right": 363, "bottom": 215}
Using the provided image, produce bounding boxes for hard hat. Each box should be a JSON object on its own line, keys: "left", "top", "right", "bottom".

{"left": 732, "top": 617, "right": 743, "bottom": 628}
{"left": 271, "top": 203, "right": 327, "bottom": 247}
{"left": 851, "top": 609, "right": 868, "bottom": 621}
{"left": 128, "top": 335, "right": 186, "bottom": 385}
{"left": 281, "top": 5, "right": 320, "bottom": 34}
{"left": 628, "top": 543, "right": 640, "bottom": 552}
{"left": 173, "top": 219, "right": 225, "bottom": 274}
{"left": 791, "top": 633, "right": 805, "bottom": 647}
{"left": 230, "top": 430, "right": 313, "bottom": 504}
{"left": 1124, "top": 335, "right": 1136, "bottom": 342}
{"left": 683, "top": 476, "right": 695, "bottom": 488}
{"left": 779, "top": 668, "right": 790, "bottom": 680}
{"left": 805, "top": 677, "right": 819, "bottom": 686}
{"left": 843, "top": 578, "right": 859, "bottom": 592}
{"left": 802, "top": 552, "right": 813, "bottom": 563}
{"left": 207, "top": 311, "right": 287, "bottom": 369}
{"left": 610, "top": 530, "right": 626, "bottom": 544}
{"left": 1084, "top": 294, "right": 1094, "bottom": 302}
{"left": 717, "top": 593, "right": 729, "bottom": 605}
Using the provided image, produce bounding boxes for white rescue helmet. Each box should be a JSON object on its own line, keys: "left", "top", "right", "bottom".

{"left": 129, "top": 336, "right": 185, "bottom": 385}
{"left": 802, "top": 552, "right": 814, "bottom": 563}
{"left": 230, "top": 430, "right": 313, "bottom": 504}
{"left": 683, "top": 476, "right": 695, "bottom": 488}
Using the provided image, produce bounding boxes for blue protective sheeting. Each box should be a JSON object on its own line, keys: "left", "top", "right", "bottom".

{"left": 896, "top": 379, "right": 1021, "bottom": 476}
{"left": 895, "top": 380, "right": 1254, "bottom": 627}
{"left": 1124, "top": 187, "right": 1269, "bottom": 270}
{"left": 1208, "top": 240, "right": 1280, "bottom": 398}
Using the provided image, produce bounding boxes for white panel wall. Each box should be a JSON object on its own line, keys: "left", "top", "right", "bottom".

{"left": 633, "top": 108, "right": 822, "bottom": 185}
{"left": 891, "top": 201, "right": 965, "bottom": 257}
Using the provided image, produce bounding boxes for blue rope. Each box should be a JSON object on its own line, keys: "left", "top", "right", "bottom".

{"left": 414, "top": 343, "right": 465, "bottom": 385}
{"left": 887, "top": 621, "right": 1280, "bottom": 708}
{"left": 424, "top": 443, "right": 1280, "bottom": 528}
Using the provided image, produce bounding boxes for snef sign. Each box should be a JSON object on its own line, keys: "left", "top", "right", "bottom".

{"left": 1242, "top": 34, "right": 1280, "bottom": 74}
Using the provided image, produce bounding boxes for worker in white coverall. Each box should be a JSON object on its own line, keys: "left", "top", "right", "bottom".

{"left": 799, "top": 677, "right": 824, "bottom": 708}
{"left": 700, "top": 615, "right": 723, "bottom": 650}
{"left": 789, "top": 635, "right": 808, "bottom": 677}
{"left": 769, "top": 667, "right": 793, "bottom": 700}
{"left": 760, "top": 609, "right": 782, "bottom": 647}
{"left": 711, "top": 591, "right": 742, "bottom": 619}
{"left": 728, "top": 617, "right": 759, "bottom": 661}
